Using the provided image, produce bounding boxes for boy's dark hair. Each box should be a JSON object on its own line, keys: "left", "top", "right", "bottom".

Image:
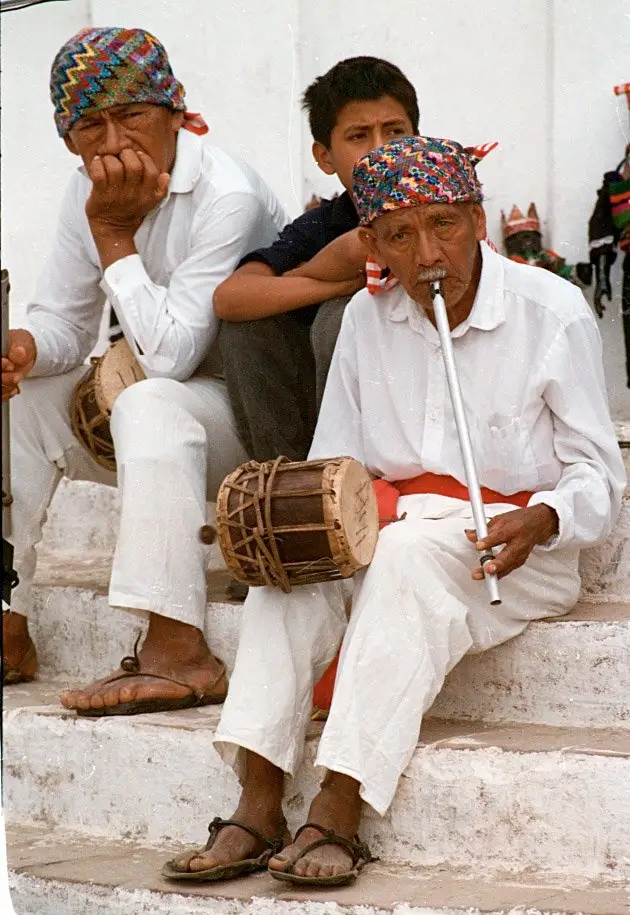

{"left": 301, "top": 56, "right": 420, "bottom": 148}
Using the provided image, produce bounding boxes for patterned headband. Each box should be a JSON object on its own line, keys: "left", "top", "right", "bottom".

{"left": 51, "top": 27, "right": 189, "bottom": 137}
{"left": 352, "top": 136, "right": 495, "bottom": 226}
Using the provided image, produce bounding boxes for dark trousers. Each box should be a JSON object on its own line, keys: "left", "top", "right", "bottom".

{"left": 219, "top": 297, "right": 349, "bottom": 461}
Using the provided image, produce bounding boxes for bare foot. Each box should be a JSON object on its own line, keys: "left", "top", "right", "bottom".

{"left": 269, "top": 773, "right": 363, "bottom": 879}
{"left": 167, "top": 755, "right": 287, "bottom": 875}
{"left": 60, "top": 615, "right": 227, "bottom": 713}
{"left": 3, "top": 612, "right": 38, "bottom": 684}
{"left": 168, "top": 810, "right": 289, "bottom": 874}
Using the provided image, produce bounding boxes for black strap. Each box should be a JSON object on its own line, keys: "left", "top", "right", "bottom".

{"left": 204, "top": 817, "right": 284, "bottom": 853}
{"left": 287, "top": 822, "right": 372, "bottom": 872}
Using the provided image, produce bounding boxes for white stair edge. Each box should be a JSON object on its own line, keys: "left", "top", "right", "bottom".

{"left": 28, "top": 581, "right": 630, "bottom": 731}
{"left": 6, "top": 824, "right": 630, "bottom": 915}
{"left": 4, "top": 692, "right": 630, "bottom": 880}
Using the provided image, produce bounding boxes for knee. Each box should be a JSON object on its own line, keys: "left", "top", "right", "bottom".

{"left": 112, "top": 376, "right": 181, "bottom": 422}
{"left": 219, "top": 317, "right": 281, "bottom": 363}
{"left": 10, "top": 373, "right": 72, "bottom": 433}
{"left": 111, "top": 377, "right": 205, "bottom": 463}
{"left": 373, "top": 520, "right": 433, "bottom": 568}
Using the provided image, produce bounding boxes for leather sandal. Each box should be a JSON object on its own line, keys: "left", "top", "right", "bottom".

{"left": 162, "top": 816, "right": 288, "bottom": 882}
{"left": 74, "top": 636, "right": 228, "bottom": 717}
{"left": 268, "top": 821, "right": 374, "bottom": 887}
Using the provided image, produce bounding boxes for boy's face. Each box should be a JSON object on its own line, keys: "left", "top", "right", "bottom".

{"left": 314, "top": 95, "right": 414, "bottom": 193}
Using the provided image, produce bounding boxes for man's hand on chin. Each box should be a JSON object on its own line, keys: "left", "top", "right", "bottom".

{"left": 466, "top": 503, "right": 559, "bottom": 581}
{"left": 86, "top": 149, "right": 170, "bottom": 270}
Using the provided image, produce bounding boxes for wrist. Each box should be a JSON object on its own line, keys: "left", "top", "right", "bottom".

{"left": 531, "top": 503, "right": 559, "bottom": 543}
{"left": 89, "top": 223, "right": 138, "bottom": 270}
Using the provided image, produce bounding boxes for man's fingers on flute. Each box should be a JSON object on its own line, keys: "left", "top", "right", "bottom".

{"left": 474, "top": 510, "right": 522, "bottom": 551}
{"left": 482, "top": 539, "right": 530, "bottom": 579}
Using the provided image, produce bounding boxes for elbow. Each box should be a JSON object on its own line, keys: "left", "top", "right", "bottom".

{"left": 213, "top": 279, "right": 234, "bottom": 320}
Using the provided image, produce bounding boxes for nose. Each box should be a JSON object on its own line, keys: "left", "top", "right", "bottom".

{"left": 97, "top": 115, "right": 130, "bottom": 157}
{"left": 413, "top": 231, "right": 441, "bottom": 268}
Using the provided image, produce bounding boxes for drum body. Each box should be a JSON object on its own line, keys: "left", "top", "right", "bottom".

{"left": 70, "top": 338, "right": 145, "bottom": 472}
{"left": 216, "top": 457, "right": 379, "bottom": 592}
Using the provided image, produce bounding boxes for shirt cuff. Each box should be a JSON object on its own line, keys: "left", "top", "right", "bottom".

{"left": 527, "top": 491, "right": 569, "bottom": 551}
{"left": 23, "top": 325, "right": 59, "bottom": 376}
{"left": 100, "top": 253, "right": 147, "bottom": 303}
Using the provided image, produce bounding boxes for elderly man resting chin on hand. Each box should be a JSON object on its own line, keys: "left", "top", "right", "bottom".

{"left": 163, "top": 136, "right": 625, "bottom": 889}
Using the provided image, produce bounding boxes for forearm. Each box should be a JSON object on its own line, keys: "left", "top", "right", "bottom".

{"left": 287, "top": 252, "right": 364, "bottom": 284}
{"left": 25, "top": 306, "right": 99, "bottom": 376}
{"left": 89, "top": 222, "right": 138, "bottom": 271}
{"left": 214, "top": 272, "right": 355, "bottom": 321}
{"left": 528, "top": 463, "right": 624, "bottom": 550}
{"left": 101, "top": 255, "right": 215, "bottom": 381}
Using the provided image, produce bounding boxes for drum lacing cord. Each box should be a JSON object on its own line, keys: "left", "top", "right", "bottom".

{"left": 71, "top": 382, "right": 115, "bottom": 469}
{"left": 257, "top": 456, "right": 292, "bottom": 593}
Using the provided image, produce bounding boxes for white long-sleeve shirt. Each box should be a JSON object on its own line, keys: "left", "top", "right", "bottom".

{"left": 24, "top": 129, "right": 288, "bottom": 381}
{"left": 310, "top": 242, "right": 626, "bottom": 550}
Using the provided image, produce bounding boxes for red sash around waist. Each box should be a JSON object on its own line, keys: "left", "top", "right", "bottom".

{"left": 312, "top": 473, "right": 533, "bottom": 715}
{"left": 373, "top": 472, "right": 533, "bottom": 528}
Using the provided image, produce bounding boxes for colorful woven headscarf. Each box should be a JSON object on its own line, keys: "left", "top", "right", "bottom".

{"left": 353, "top": 136, "right": 491, "bottom": 226}
{"left": 50, "top": 27, "right": 206, "bottom": 137}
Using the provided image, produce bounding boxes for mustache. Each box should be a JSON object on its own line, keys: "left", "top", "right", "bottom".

{"left": 416, "top": 267, "right": 447, "bottom": 283}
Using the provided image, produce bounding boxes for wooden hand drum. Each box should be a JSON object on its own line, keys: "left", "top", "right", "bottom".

{"left": 215, "top": 457, "right": 379, "bottom": 592}
{"left": 70, "top": 338, "right": 145, "bottom": 473}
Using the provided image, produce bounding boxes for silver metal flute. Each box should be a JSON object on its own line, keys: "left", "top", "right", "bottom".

{"left": 430, "top": 278, "right": 501, "bottom": 605}
{"left": 2, "top": 268, "right": 13, "bottom": 539}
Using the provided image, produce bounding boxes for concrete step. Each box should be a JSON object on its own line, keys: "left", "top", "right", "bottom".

{"left": 4, "top": 684, "right": 630, "bottom": 880}
{"left": 6, "top": 825, "right": 628, "bottom": 915}
{"left": 40, "top": 479, "right": 630, "bottom": 601}
{"left": 29, "top": 554, "right": 630, "bottom": 730}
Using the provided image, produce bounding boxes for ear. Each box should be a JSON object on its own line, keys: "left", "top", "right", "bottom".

{"left": 358, "top": 227, "right": 387, "bottom": 268}
{"left": 312, "top": 140, "right": 336, "bottom": 176}
{"left": 471, "top": 203, "right": 487, "bottom": 241}
{"left": 63, "top": 134, "right": 79, "bottom": 156}
{"left": 171, "top": 109, "right": 185, "bottom": 132}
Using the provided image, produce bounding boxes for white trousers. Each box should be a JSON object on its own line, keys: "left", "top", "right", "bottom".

{"left": 214, "top": 493, "right": 581, "bottom": 817}
{"left": 10, "top": 367, "right": 247, "bottom": 628}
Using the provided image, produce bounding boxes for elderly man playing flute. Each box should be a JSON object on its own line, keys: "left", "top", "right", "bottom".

{"left": 164, "top": 136, "right": 625, "bottom": 888}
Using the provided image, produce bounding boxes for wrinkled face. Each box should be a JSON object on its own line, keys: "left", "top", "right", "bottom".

{"left": 504, "top": 229, "right": 542, "bottom": 258}
{"left": 314, "top": 95, "right": 415, "bottom": 192}
{"left": 360, "top": 202, "right": 486, "bottom": 313}
{"left": 64, "top": 102, "right": 184, "bottom": 174}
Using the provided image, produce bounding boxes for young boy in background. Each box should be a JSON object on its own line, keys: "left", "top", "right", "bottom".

{"left": 214, "top": 57, "right": 419, "bottom": 462}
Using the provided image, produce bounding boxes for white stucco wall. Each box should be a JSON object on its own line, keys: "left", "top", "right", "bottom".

{"left": 1, "top": 0, "right": 628, "bottom": 342}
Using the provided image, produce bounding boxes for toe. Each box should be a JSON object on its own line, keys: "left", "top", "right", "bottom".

{"left": 59, "top": 690, "right": 74, "bottom": 708}
{"left": 268, "top": 853, "right": 289, "bottom": 872}
{"left": 188, "top": 853, "right": 213, "bottom": 872}
{"left": 88, "top": 691, "right": 106, "bottom": 710}
{"left": 304, "top": 861, "right": 323, "bottom": 878}
{"left": 168, "top": 850, "right": 198, "bottom": 872}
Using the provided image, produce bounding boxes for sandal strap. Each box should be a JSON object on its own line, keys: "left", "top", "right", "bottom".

{"left": 108, "top": 634, "right": 225, "bottom": 701}
{"left": 288, "top": 822, "right": 373, "bottom": 871}
{"left": 204, "top": 817, "right": 285, "bottom": 853}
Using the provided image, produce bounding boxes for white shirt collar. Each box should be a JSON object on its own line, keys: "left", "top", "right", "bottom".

{"left": 389, "top": 241, "right": 506, "bottom": 338}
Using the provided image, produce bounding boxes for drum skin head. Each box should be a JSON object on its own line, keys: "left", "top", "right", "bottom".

{"left": 96, "top": 338, "right": 146, "bottom": 413}
{"left": 323, "top": 459, "right": 378, "bottom": 574}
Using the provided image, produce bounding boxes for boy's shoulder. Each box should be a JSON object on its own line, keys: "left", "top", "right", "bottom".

{"left": 287, "top": 191, "right": 357, "bottom": 235}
